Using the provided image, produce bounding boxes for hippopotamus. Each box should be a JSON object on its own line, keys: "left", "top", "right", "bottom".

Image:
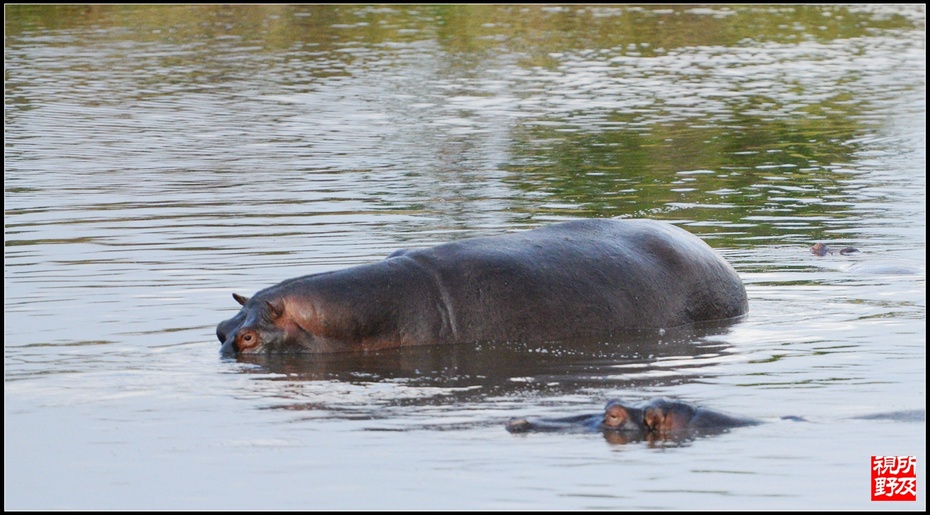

{"left": 811, "top": 243, "right": 860, "bottom": 256}
{"left": 809, "top": 243, "right": 922, "bottom": 275}
{"left": 217, "top": 218, "right": 748, "bottom": 354}
{"left": 506, "top": 398, "right": 762, "bottom": 441}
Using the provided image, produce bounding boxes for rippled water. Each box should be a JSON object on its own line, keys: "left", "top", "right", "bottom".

{"left": 4, "top": 5, "right": 925, "bottom": 510}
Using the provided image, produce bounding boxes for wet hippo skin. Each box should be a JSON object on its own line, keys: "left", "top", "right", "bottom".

{"left": 217, "top": 219, "right": 748, "bottom": 354}
{"left": 640, "top": 397, "right": 761, "bottom": 433}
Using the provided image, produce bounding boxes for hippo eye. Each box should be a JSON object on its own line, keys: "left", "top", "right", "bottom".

{"left": 238, "top": 331, "right": 258, "bottom": 350}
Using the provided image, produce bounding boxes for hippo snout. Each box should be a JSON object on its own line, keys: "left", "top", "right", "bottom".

{"left": 217, "top": 311, "right": 248, "bottom": 355}
{"left": 219, "top": 337, "right": 238, "bottom": 356}
{"left": 216, "top": 310, "right": 246, "bottom": 345}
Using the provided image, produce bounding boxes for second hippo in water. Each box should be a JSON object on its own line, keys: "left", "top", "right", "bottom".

{"left": 811, "top": 243, "right": 860, "bottom": 256}
{"left": 809, "top": 243, "right": 922, "bottom": 275}
{"left": 218, "top": 219, "right": 748, "bottom": 354}
{"left": 506, "top": 398, "right": 762, "bottom": 443}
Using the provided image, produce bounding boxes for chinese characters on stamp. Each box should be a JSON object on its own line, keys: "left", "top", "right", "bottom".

{"left": 872, "top": 456, "right": 917, "bottom": 501}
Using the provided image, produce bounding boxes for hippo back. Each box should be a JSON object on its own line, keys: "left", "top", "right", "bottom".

{"left": 392, "top": 218, "right": 747, "bottom": 343}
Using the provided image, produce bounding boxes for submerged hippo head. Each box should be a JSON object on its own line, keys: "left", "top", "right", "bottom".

{"left": 602, "top": 400, "right": 648, "bottom": 433}
{"left": 811, "top": 243, "right": 860, "bottom": 256}
{"left": 505, "top": 398, "right": 763, "bottom": 444}
{"left": 217, "top": 293, "right": 308, "bottom": 355}
{"left": 642, "top": 398, "right": 760, "bottom": 433}
{"left": 642, "top": 398, "right": 698, "bottom": 433}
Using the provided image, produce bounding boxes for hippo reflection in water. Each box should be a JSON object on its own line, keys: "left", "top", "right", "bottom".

{"left": 217, "top": 219, "right": 748, "bottom": 354}
{"left": 506, "top": 398, "right": 766, "bottom": 444}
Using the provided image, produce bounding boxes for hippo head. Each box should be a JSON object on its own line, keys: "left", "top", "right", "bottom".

{"left": 217, "top": 293, "right": 299, "bottom": 355}
{"left": 642, "top": 398, "right": 698, "bottom": 433}
{"left": 602, "top": 400, "right": 648, "bottom": 433}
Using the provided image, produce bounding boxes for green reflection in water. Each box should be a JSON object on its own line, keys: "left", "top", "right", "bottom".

{"left": 502, "top": 114, "right": 866, "bottom": 237}
{"left": 5, "top": 4, "right": 921, "bottom": 247}
{"left": 6, "top": 4, "right": 921, "bottom": 53}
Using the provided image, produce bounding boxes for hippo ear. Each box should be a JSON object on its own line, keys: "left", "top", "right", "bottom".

{"left": 233, "top": 293, "right": 250, "bottom": 306}
{"left": 643, "top": 406, "right": 663, "bottom": 431}
{"left": 266, "top": 299, "right": 284, "bottom": 319}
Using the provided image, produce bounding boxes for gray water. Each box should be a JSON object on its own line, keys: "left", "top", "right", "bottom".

{"left": 4, "top": 4, "right": 925, "bottom": 510}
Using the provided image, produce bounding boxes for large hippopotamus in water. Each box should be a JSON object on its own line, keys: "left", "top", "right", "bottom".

{"left": 506, "top": 398, "right": 763, "bottom": 443}
{"left": 217, "top": 219, "right": 748, "bottom": 354}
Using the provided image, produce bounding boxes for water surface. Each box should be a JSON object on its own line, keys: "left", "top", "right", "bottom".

{"left": 4, "top": 4, "right": 925, "bottom": 510}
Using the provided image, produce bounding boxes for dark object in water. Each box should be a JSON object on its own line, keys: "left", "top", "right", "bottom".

{"left": 811, "top": 242, "right": 860, "bottom": 256}
{"left": 850, "top": 410, "right": 925, "bottom": 423}
{"left": 506, "top": 400, "right": 921, "bottom": 445}
{"left": 506, "top": 398, "right": 761, "bottom": 443}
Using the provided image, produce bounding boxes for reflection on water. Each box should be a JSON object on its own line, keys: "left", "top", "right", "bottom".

{"left": 231, "top": 322, "right": 738, "bottom": 410}
{"left": 4, "top": 4, "right": 925, "bottom": 510}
